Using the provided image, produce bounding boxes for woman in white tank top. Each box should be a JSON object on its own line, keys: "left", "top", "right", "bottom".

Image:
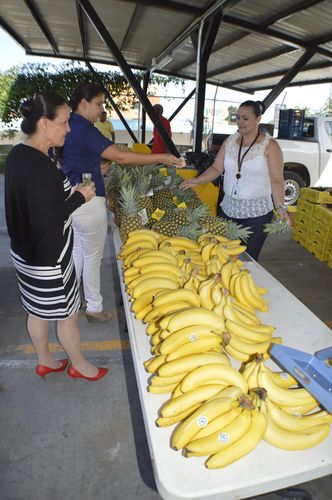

{"left": 179, "top": 100, "right": 291, "bottom": 260}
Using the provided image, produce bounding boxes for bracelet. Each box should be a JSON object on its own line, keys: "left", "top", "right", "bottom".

{"left": 275, "top": 204, "right": 288, "bottom": 211}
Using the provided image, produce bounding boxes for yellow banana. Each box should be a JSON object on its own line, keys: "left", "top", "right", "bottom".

{"left": 127, "top": 228, "right": 162, "bottom": 240}
{"left": 205, "top": 410, "right": 267, "bottom": 469}
{"left": 231, "top": 297, "right": 255, "bottom": 314}
{"left": 224, "top": 342, "right": 251, "bottom": 363}
{"left": 225, "top": 319, "right": 274, "bottom": 343}
{"left": 132, "top": 250, "right": 178, "bottom": 266}
{"left": 128, "top": 271, "right": 182, "bottom": 291}
{"left": 258, "top": 369, "right": 318, "bottom": 407}
{"left": 230, "top": 302, "right": 261, "bottom": 325}
{"left": 140, "top": 262, "right": 184, "bottom": 278}
{"left": 280, "top": 401, "right": 320, "bottom": 415}
{"left": 261, "top": 400, "right": 330, "bottom": 450}
{"left": 246, "top": 361, "right": 261, "bottom": 389}
{"left": 160, "top": 385, "right": 226, "bottom": 418}
{"left": 156, "top": 404, "right": 201, "bottom": 427}
{"left": 131, "top": 289, "right": 160, "bottom": 313}
{"left": 241, "top": 271, "right": 269, "bottom": 312}
{"left": 220, "top": 260, "right": 234, "bottom": 289}
{"left": 225, "top": 332, "right": 272, "bottom": 356}
{"left": 123, "top": 266, "right": 140, "bottom": 280}
{"left": 194, "top": 405, "right": 243, "bottom": 440}
{"left": 125, "top": 233, "right": 160, "bottom": 248}
{"left": 153, "top": 288, "right": 200, "bottom": 308}
{"left": 150, "top": 372, "right": 186, "bottom": 387}
{"left": 144, "top": 354, "right": 167, "bottom": 373}
{"left": 158, "top": 352, "right": 230, "bottom": 377}
{"left": 201, "top": 241, "right": 217, "bottom": 262}
{"left": 229, "top": 271, "right": 241, "bottom": 297}
{"left": 211, "top": 280, "right": 223, "bottom": 306}
{"left": 131, "top": 277, "right": 179, "bottom": 299}
{"left": 135, "top": 303, "right": 153, "bottom": 320}
{"left": 263, "top": 364, "right": 297, "bottom": 388}
{"left": 171, "top": 397, "right": 240, "bottom": 450}
{"left": 165, "top": 307, "right": 225, "bottom": 333}
{"left": 180, "top": 363, "right": 248, "bottom": 394}
{"left": 241, "top": 359, "right": 257, "bottom": 381}
{"left": 146, "top": 321, "right": 161, "bottom": 336}
{"left": 214, "top": 244, "right": 229, "bottom": 265}
{"left": 122, "top": 248, "right": 150, "bottom": 267}
{"left": 184, "top": 408, "right": 252, "bottom": 457}
{"left": 165, "top": 336, "right": 221, "bottom": 361}
{"left": 159, "top": 325, "right": 220, "bottom": 355}
{"left": 266, "top": 398, "right": 332, "bottom": 431}
{"left": 159, "top": 237, "right": 200, "bottom": 251}
{"left": 198, "top": 278, "right": 215, "bottom": 310}
{"left": 118, "top": 240, "right": 156, "bottom": 260}
{"left": 143, "top": 301, "right": 192, "bottom": 323}
{"left": 148, "top": 383, "right": 179, "bottom": 394}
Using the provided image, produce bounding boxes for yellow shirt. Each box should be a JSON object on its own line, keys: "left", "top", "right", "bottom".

{"left": 94, "top": 120, "right": 115, "bottom": 139}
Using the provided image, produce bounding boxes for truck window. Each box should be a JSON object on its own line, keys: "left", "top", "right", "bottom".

{"left": 302, "top": 118, "right": 314, "bottom": 138}
{"left": 324, "top": 121, "right": 332, "bottom": 142}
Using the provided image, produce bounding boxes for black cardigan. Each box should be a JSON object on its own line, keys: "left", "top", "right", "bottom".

{"left": 5, "top": 143, "right": 85, "bottom": 266}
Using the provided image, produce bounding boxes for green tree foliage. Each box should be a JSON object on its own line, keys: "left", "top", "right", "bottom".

{"left": 0, "top": 61, "right": 184, "bottom": 126}
{"left": 319, "top": 97, "right": 332, "bottom": 116}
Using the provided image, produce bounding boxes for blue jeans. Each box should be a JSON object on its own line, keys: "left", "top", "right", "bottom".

{"left": 218, "top": 207, "right": 274, "bottom": 261}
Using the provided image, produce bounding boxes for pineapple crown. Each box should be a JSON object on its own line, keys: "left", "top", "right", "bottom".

{"left": 118, "top": 185, "right": 140, "bottom": 214}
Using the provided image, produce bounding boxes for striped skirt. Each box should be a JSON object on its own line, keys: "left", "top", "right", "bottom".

{"left": 11, "top": 227, "right": 81, "bottom": 320}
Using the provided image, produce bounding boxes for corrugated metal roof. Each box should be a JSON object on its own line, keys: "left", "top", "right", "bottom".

{"left": 1, "top": 0, "right": 332, "bottom": 94}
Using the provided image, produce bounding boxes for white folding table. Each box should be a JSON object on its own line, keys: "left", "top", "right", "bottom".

{"left": 113, "top": 227, "right": 332, "bottom": 500}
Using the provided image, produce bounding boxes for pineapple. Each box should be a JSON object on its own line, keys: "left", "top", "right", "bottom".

{"left": 151, "top": 169, "right": 181, "bottom": 211}
{"left": 200, "top": 215, "right": 228, "bottom": 237}
{"left": 117, "top": 185, "right": 143, "bottom": 241}
{"left": 133, "top": 166, "right": 154, "bottom": 225}
{"left": 113, "top": 167, "right": 132, "bottom": 227}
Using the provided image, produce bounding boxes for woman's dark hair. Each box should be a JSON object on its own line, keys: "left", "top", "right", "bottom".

{"left": 20, "top": 92, "right": 67, "bottom": 135}
{"left": 69, "top": 83, "right": 104, "bottom": 112}
{"left": 239, "top": 100, "right": 265, "bottom": 117}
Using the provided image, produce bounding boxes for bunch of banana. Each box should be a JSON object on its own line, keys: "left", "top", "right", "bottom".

{"left": 197, "top": 274, "right": 224, "bottom": 310}
{"left": 146, "top": 346, "right": 230, "bottom": 396}
{"left": 183, "top": 269, "right": 201, "bottom": 292}
{"left": 158, "top": 325, "right": 221, "bottom": 356}
{"left": 178, "top": 363, "right": 248, "bottom": 395}
{"left": 229, "top": 269, "right": 269, "bottom": 313}
{"left": 205, "top": 409, "right": 268, "bottom": 469}
{"left": 260, "top": 398, "right": 331, "bottom": 450}
{"left": 258, "top": 364, "right": 319, "bottom": 409}
{"left": 172, "top": 388, "right": 247, "bottom": 451}
{"left": 117, "top": 229, "right": 162, "bottom": 260}
{"left": 159, "top": 237, "right": 201, "bottom": 256}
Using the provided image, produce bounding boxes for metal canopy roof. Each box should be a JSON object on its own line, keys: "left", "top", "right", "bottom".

{"left": 1, "top": 0, "right": 332, "bottom": 94}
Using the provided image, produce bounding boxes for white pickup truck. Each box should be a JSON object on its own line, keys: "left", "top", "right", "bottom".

{"left": 278, "top": 116, "right": 332, "bottom": 204}
{"left": 207, "top": 116, "right": 332, "bottom": 205}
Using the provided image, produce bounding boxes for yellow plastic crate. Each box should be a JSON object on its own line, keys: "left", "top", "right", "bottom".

{"left": 296, "top": 199, "right": 315, "bottom": 218}
{"left": 300, "top": 187, "right": 332, "bottom": 204}
{"left": 313, "top": 205, "right": 332, "bottom": 227}
{"left": 308, "top": 219, "right": 332, "bottom": 240}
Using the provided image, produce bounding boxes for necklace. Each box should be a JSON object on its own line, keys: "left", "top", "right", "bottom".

{"left": 236, "top": 132, "right": 260, "bottom": 180}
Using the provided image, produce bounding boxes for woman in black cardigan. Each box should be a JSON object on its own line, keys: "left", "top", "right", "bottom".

{"left": 5, "top": 92, "right": 108, "bottom": 381}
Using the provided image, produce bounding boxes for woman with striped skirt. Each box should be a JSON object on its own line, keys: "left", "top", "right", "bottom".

{"left": 4, "top": 92, "right": 108, "bottom": 381}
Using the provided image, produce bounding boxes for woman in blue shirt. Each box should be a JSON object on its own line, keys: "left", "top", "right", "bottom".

{"left": 61, "top": 83, "right": 185, "bottom": 322}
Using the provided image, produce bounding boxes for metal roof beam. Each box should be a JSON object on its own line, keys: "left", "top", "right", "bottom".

{"left": 224, "top": 60, "right": 332, "bottom": 86}
{"left": 222, "top": 14, "right": 332, "bottom": 60}
{"left": 76, "top": 2, "right": 88, "bottom": 60}
{"left": 153, "top": 0, "right": 241, "bottom": 65}
{"left": 120, "top": 2, "right": 141, "bottom": 52}
{"left": 253, "top": 77, "right": 332, "bottom": 91}
{"left": 263, "top": 48, "right": 317, "bottom": 110}
{"left": 0, "top": 16, "right": 32, "bottom": 53}
{"left": 207, "top": 46, "right": 293, "bottom": 78}
{"left": 172, "top": 0, "right": 324, "bottom": 72}
{"left": 121, "top": 0, "right": 204, "bottom": 16}
{"left": 77, "top": 0, "right": 180, "bottom": 156}
{"left": 23, "top": 0, "right": 59, "bottom": 55}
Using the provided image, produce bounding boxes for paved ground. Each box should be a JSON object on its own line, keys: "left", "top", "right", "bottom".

{"left": 0, "top": 173, "right": 331, "bottom": 500}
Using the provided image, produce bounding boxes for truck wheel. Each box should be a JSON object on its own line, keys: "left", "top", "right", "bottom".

{"left": 283, "top": 171, "right": 305, "bottom": 205}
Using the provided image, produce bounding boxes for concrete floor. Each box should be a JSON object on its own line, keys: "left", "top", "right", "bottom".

{"left": 0, "top": 173, "right": 331, "bottom": 500}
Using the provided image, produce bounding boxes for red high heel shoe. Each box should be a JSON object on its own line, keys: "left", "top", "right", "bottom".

{"left": 36, "top": 359, "right": 69, "bottom": 378}
{"left": 67, "top": 365, "right": 109, "bottom": 381}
